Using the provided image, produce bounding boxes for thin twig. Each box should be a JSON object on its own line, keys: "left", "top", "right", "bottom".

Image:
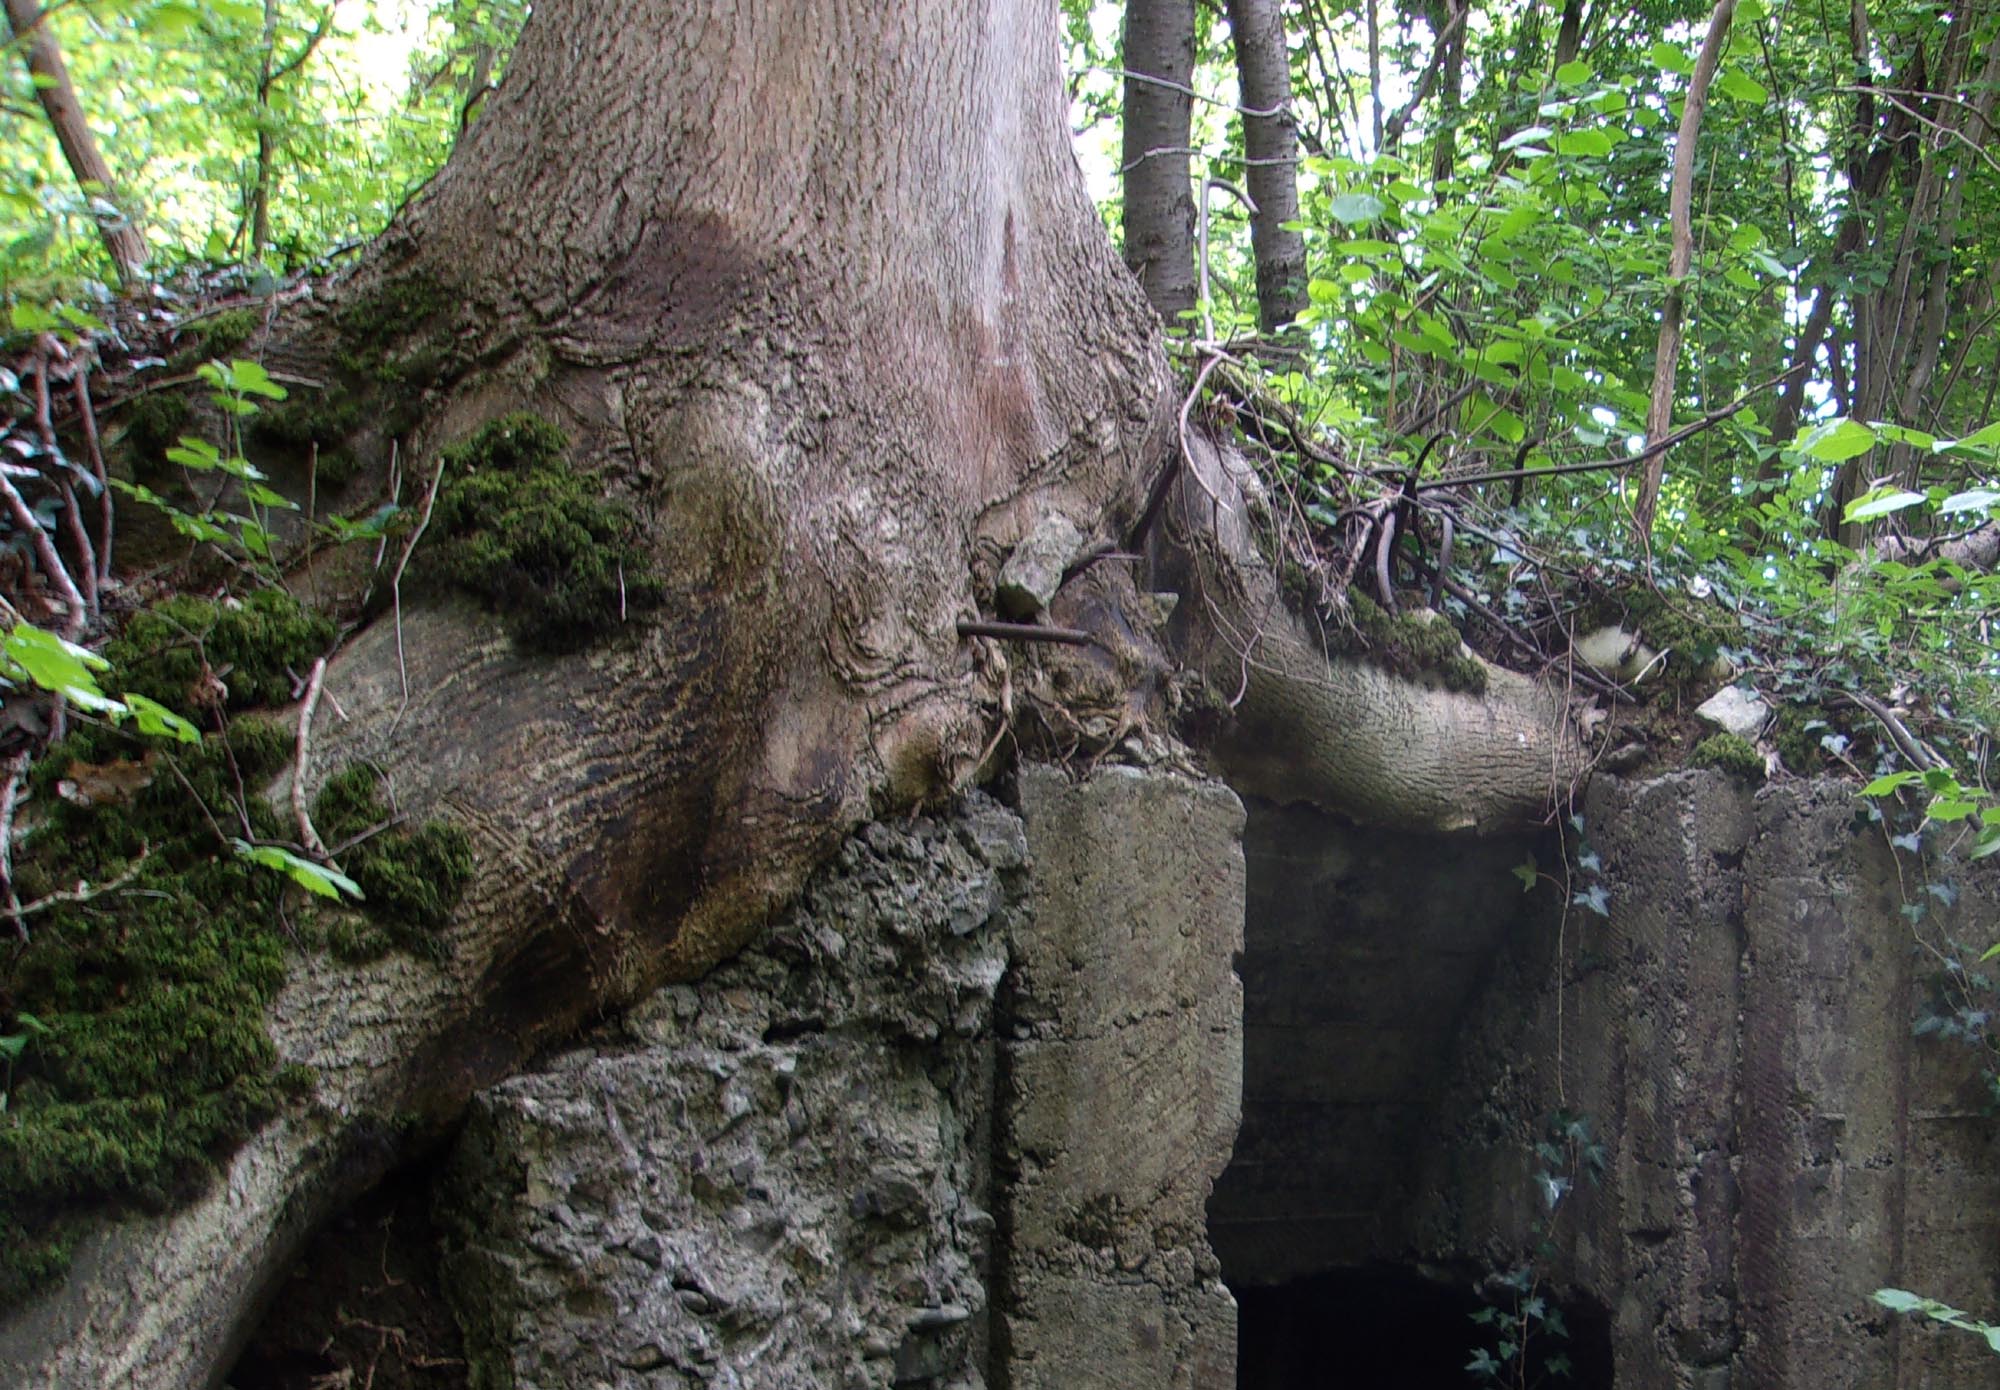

{"left": 0, "top": 749, "right": 30, "bottom": 938}
{"left": 1416, "top": 368, "right": 1795, "bottom": 491}
{"left": 292, "top": 657, "right": 329, "bottom": 859}
{"left": 11, "top": 845, "right": 151, "bottom": 925}
{"left": 389, "top": 451, "right": 447, "bottom": 728}
{"left": 72, "top": 368, "right": 111, "bottom": 594}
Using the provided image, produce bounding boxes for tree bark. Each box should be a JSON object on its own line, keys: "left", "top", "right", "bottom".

{"left": 2, "top": 0, "right": 147, "bottom": 286}
{"left": 1226, "top": 0, "right": 1309, "bottom": 334}
{"left": 1121, "top": 0, "right": 1199, "bottom": 321}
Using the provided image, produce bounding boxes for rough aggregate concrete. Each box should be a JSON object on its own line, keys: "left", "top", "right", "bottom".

{"left": 434, "top": 766, "right": 1247, "bottom": 1390}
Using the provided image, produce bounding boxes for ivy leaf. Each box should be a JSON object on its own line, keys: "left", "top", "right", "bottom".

{"left": 1512, "top": 856, "right": 1539, "bottom": 891}
{"left": 1572, "top": 884, "right": 1611, "bottom": 917}
{"left": 231, "top": 840, "right": 363, "bottom": 901}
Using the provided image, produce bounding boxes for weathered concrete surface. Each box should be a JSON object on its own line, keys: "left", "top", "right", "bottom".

{"left": 1000, "top": 767, "right": 1244, "bottom": 1390}
{"left": 1209, "top": 798, "right": 1543, "bottom": 1283}
{"left": 425, "top": 764, "right": 1248, "bottom": 1390}
{"left": 1400, "top": 773, "right": 2000, "bottom": 1388}
{"left": 435, "top": 796, "right": 1027, "bottom": 1390}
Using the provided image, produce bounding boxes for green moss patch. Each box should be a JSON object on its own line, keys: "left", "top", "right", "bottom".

{"left": 1343, "top": 591, "right": 1488, "bottom": 694}
{"left": 333, "top": 273, "right": 454, "bottom": 391}
{"left": 246, "top": 393, "right": 367, "bottom": 488}
{"left": 311, "top": 765, "right": 474, "bottom": 963}
{"left": 168, "top": 308, "right": 260, "bottom": 373}
{"left": 1689, "top": 731, "right": 1766, "bottom": 781}
{"left": 0, "top": 718, "right": 298, "bottom": 1306}
{"left": 119, "top": 392, "right": 192, "bottom": 481}
{"left": 107, "top": 588, "right": 335, "bottom": 712}
{"left": 1582, "top": 588, "right": 1739, "bottom": 696}
{"left": 425, "top": 413, "right": 662, "bottom": 653}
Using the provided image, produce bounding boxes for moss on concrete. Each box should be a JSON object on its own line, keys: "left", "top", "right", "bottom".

{"left": 0, "top": 717, "right": 298, "bottom": 1307}
{"left": 106, "top": 588, "right": 335, "bottom": 712}
{"left": 311, "top": 765, "right": 474, "bottom": 963}
{"left": 1344, "top": 591, "right": 1488, "bottom": 695}
{"left": 425, "top": 413, "right": 662, "bottom": 653}
{"left": 1689, "top": 732, "right": 1766, "bottom": 781}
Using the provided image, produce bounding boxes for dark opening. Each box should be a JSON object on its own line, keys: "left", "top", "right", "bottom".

{"left": 1233, "top": 1265, "right": 1615, "bottom": 1389}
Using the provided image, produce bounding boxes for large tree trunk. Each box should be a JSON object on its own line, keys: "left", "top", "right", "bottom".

{"left": 0, "top": 3, "right": 1584, "bottom": 1385}
{"left": 0, "top": 4, "right": 1166, "bottom": 1384}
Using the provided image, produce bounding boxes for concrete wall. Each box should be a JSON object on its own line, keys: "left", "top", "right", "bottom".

{"left": 1220, "top": 771, "right": 2000, "bottom": 1389}
{"left": 998, "top": 767, "right": 1244, "bottom": 1390}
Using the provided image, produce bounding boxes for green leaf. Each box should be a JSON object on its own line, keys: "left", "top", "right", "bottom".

{"left": 224, "top": 358, "right": 289, "bottom": 400}
{"left": 1500, "top": 125, "right": 1554, "bottom": 151}
{"left": 2, "top": 624, "right": 121, "bottom": 713}
{"left": 206, "top": 0, "right": 265, "bottom": 24}
{"left": 9, "top": 302, "right": 59, "bottom": 333}
{"left": 1843, "top": 487, "right": 1927, "bottom": 523}
{"left": 1862, "top": 771, "right": 1921, "bottom": 796}
{"left": 1328, "top": 193, "right": 1386, "bottom": 226}
{"left": 1940, "top": 488, "right": 2000, "bottom": 515}
{"left": 1649, "top": 42, "right": 1694, "bottom": 75}
{"left": 166, "top": 436, "right": 223, "bottom": 471}
{"left": 232, "top": 840, "right": 363, "bottom": 901}
{"left": 1512, "top": 856, "right": 1539, "bottom": 891}
{"left": 1874, "top": 1289, "right": 1928, "bottom": 1315}
{"left": 1554, "top": 60, "right": 1593, "bottom": 85}
{"left": 120, "top": 692, "right": 201, "bottom": 744}
{"left": 1554, "top": 128, "right": 1616, "bottom": 158}
{"left": 241, "top": 481, "right": 298, "bottom": 510}
{"left": 1715, "top": 70, "right": 1769, "bottom": 104}
{"left": 1796, "top": 417, "right": 1877, "bottom": 462}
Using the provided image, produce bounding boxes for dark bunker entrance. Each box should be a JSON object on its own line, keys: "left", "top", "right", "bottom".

{"left": 1210, "top": 801, "right": 1615, "bottom": 1387}
{"left": 1231, "top": 1265, "right": 1615, "bottom": 1389}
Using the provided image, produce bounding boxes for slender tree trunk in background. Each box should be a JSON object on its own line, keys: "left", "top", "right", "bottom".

{"left": 1226, "top": 0, "right": 1308, "bottom": 335}
{"left": 2, "top": 0, "right": 147, "bottom": 286}
{"left": 1366, "top": 0, "right": 1383, "bottom": 150}
{"left": 250, "top": 0, "right": 278, "bottom": 259}
{"left": 247, "top": 1, "right": 336, "bottom": 261}
{"left": 1554, "top": 0, "right": 1586, "bottom": 68}
{"left": 1429, "top": 0, "right": 1466, "bottom": 182}
{"left": 1633, "top": 0, "right": 1735, "bottom": 542}
{"left": 1122, "top": 0, "right": 1198, "bottom": 321}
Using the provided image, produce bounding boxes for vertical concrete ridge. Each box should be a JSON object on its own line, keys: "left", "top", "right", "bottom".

{"left": 998, "top": 765, "right": 1245, "bottom": 1390}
